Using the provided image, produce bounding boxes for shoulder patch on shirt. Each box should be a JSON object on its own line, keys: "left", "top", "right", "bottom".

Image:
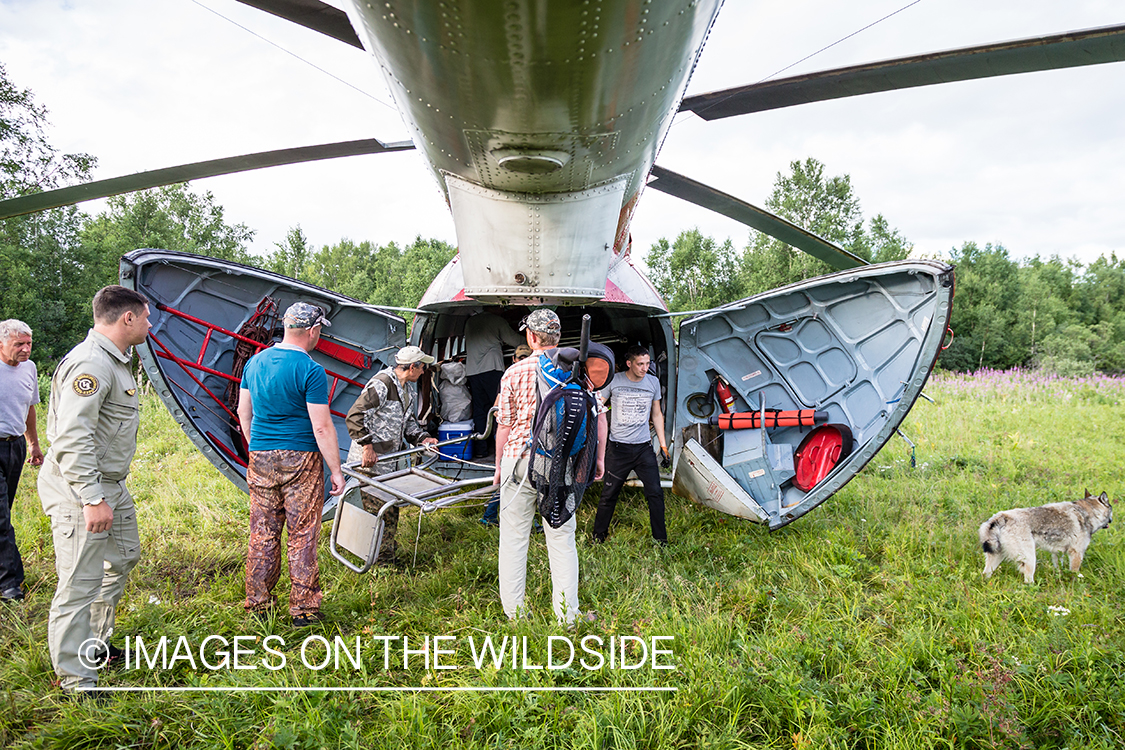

{"left": 72, "top": 374, "right": 100, "bottom": 397}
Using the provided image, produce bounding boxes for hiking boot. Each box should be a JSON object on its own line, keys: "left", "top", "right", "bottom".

{"left": 83, "top": 643, "right": 125, "bottom": 670}
{"left": 92, "top": 643, "right": 126, "bottom": 669}
{"left": 292, "top": 612, "right": 324, "bottom": 628}
{"left": 1, "top": 587, "right": 24, "bottom": 602}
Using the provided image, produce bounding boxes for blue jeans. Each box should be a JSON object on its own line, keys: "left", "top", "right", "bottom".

{"left": 480, "top": 493, "right": 499, "bottom": 525}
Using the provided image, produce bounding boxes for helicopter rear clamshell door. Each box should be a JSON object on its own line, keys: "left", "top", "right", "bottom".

{"left": 672, "top": 260, "right": 954, "bottom": 530}
{"left": 119, "top": 249, "right": 408, "bottom": 495}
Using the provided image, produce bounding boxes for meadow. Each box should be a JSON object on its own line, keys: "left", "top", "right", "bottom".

{"left": 1, "top": 369, "right": 1123, "bottom": 749}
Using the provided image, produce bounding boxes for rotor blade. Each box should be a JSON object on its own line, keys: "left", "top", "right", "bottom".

{"left": 647, "top": 165, "right": 867, "bottom": 270}
{"left": 681, "top": 22, "right": 1125, "bottom": 120}
{"left": 0, "top": 138, "right": 415, "bottom": 221}
{"left": 234, "top": 0, "right": 363, "bottom": 49}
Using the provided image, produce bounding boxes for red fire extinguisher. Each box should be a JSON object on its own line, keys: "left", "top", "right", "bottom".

{"left": 714, "top": 377, "right": 736, "bottom": 414}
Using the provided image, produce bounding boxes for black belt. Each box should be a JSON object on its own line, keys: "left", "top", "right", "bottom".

{"left": 0, "top": 435, "right": 23, "bottom": 442}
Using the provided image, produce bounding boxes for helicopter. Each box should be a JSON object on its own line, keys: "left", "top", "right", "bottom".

{"left": 3, "top": 1, "right": 1124, "bottom": 529}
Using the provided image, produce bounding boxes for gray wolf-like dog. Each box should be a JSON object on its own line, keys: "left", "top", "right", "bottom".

{"left": 979, "top": 490, "right": 1113, "bottom": 583}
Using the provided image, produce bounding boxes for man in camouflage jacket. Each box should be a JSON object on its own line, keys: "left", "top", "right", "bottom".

{"left": 345, "top": 345, "right": 437, "bottom": 564}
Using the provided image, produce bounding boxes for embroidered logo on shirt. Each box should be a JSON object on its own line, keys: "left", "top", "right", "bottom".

{"left": 73, "top": 374, "right": 100, "bottom": 397}
{"left": 125, "top": 388, "right": 136, "bottom": 396}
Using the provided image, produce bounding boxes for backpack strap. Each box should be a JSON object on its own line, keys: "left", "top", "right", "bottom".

{"left": 373, "top": 371, "right": 401, "bottom": 404}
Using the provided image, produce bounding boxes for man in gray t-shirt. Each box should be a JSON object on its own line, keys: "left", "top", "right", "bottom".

{"left": 591, "top": 345, "right": 669, "bottom": 544}
{"left": 0, "top": 319, "right": 43, "bottom": 602}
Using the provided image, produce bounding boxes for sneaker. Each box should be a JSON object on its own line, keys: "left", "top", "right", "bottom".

{"left": 1, "top": 587, "right": 24, "bottom": 602}
{"left": 292, "top": 612, "right": 324, "bottom": 628}
{"left": 480, "top": 497, "right": 500, "bottom": 527}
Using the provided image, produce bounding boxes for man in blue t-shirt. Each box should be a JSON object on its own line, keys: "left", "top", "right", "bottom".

{"left": 237, "top": 302, "right": 345, "bottom": 627}
{"left": 591, "top": 345, "right": 669, "bottom": 545}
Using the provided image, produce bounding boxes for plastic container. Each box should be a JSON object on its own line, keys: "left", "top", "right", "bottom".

{"left": 437, "top": 421, "right": 474, "bottom": 461}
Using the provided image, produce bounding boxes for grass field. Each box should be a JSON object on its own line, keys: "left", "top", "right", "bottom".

{"left": 2, "top": 369, "right": 1123, "bottom": 749}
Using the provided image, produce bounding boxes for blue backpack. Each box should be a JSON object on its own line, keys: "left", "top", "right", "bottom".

{"left": 527, "top": 344, "right": 615, "bottom": 528}
{"left": 535, "top": 353, "right": 589, "bottom": 457}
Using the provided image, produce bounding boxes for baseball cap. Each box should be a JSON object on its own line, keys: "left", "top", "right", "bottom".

{"left": 396, "top": 345, "right": 436, "bottom": 366}
{"left": 513, "top": 344, "right": 533, "bottom": 360}
{"left": 519, "top": 309, "right": 561, "bottom": 335}
{"left": 284, "top": 302, "right": 331, "bottom": 329}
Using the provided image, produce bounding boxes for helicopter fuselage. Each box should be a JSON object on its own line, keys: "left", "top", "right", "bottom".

{"left": 345, "top": 0, "right": 725, "bottom": 304}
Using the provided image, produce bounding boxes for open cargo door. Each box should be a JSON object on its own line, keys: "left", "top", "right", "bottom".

{"left": 672, "top": 260, "right": 954, "bottom": 530}
{"left": 120, "top": 249, "right": 407, "bottom": 494}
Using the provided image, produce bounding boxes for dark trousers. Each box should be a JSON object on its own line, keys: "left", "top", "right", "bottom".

{"left": 468, "top": 370, "right": 503, "bottom": 457}
{"left": 592, "top": 440, "right": 667, "bottom": 543}
{"left": 0, "top": 437, "right": 27, "bottom": 593}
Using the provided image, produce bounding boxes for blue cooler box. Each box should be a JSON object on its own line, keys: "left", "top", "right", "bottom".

{"left": 438, "top": 421, "right": 474, "bottom": 461}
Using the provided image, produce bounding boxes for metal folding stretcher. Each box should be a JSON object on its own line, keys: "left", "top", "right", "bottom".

{"left": 328, "top": 424, "right": 499, "bottom": 573}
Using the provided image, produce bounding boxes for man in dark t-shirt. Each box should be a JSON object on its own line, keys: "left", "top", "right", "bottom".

{"left": 237, "top": 302, "right": 345, "bottom": 627}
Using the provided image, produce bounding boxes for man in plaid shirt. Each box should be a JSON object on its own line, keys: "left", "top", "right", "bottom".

{"left": 493, "top": 309, "right": 605, "bottom": 625}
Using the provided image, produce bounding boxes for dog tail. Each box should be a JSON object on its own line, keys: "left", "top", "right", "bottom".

{"left": 979, "top": 516, "right": 1003, "bottom": 554}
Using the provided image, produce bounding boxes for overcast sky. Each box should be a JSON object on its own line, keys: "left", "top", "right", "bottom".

{"left": 1, "top": 0, "right": 1123, "bottom": 268}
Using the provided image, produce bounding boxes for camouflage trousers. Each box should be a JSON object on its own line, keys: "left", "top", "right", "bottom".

{"left": 346, "top": 443, "right": 401, "bottom": 565}
{"left": 359, "top": 483, "right": 400, "bottom": 565}
{"left": 244, "top": 450, "right": 324, "bottom": 616}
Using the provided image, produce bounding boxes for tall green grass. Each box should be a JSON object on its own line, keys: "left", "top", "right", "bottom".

{"left": 2, "top": 371, "right": 1123, "bottom": 749}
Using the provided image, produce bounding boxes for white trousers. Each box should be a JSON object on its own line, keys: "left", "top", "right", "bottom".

{"left": 497, "top": 455, "right": 579, "bottom": 624}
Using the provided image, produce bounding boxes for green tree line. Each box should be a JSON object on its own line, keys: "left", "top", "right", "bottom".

{"left": 646, "top": 158, "right": 915, "bottom": 312}
{"left": 645, "top": 159, "right": 1125, "bottom": 376}
{"left": 0, "top": 64, "right": 451, "bottom": 365}
{"left": 6, "top": 65, "right": 1125, "bottom": 376}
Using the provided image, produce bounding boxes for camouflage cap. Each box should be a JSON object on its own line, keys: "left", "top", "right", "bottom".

{"left": 519, "top": 309, "right": 561, "bottom": 335}
{"left": 283, "top": 302, "right": 331, "bottom": 329}
{"left": 395, "top": 345, "right": 436, "bottom": 365}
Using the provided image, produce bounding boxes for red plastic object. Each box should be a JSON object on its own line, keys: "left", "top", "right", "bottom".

{"left": 315, "top": 338, "right": 372, "bottom": 370}
{"left": 711, "top": 409, "right": 827, "bottom": 430}
{"left": 793, "top": 425, "right": 852, "bottom": 491}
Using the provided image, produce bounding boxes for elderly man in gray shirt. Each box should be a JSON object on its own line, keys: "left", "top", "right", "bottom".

{"left": 0, "top": 319, "right": 43, "bottom": 602}
{"left": 463, "top": 309, "right": 523, "bottom": 459}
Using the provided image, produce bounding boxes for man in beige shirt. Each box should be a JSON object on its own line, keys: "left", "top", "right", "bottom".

{"left": 39, "top": 286, "right": 151, "bottom": 696}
